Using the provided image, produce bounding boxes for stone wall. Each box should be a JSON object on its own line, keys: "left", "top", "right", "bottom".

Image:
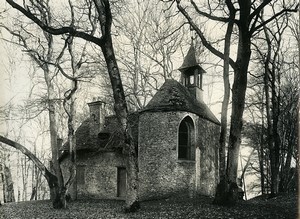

{"left": 138, "top": 111, "right": 199, "bottom": 200}
{"left": 61, "top": 151, "right": 126, "bottom": 199}
{"left": 61, "top": 109, "right": 219, "bottom": 201}
{"left": 197, "top": 118, "right": 220, "bottom": 196}
{"left": 138, "top": 111, "right": 219, "bottom": 200}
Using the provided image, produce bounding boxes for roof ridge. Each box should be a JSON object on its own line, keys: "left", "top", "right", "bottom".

{"left": 142, "top": 79, "right": 220, "bottom": 125}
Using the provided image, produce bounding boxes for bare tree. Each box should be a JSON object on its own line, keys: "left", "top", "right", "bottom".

{"left": 251, "top": 7, "right": 298, "bottom": 195}
{"left": 114, "top": 0, "right": 187, "bottom": 111}
{"left": 1, "top": 0, "right": 99, "bottom": 207}
{"left": 5, "top": 0, "right": 140, "bottom": 211}
{"left": 243, "top": 4, "right": 299, "bottom": 196}
{"left": 0, "top": 135, "right": 58, "bottom": 200}
{"left": 172, "top": 0, "right": 298, "bottom": 204}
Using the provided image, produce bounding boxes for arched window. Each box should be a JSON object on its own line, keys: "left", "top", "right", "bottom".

{"left": 178, "top": 116, "right": 195, "bottom": 160}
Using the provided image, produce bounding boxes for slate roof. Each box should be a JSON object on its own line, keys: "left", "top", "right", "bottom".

{"left": 61, "top": 113, "right": 140, "bottom": 154}
{"left": 60, "top": 117, "right": 122, "bottom": 153}
{"left": 141, "top": 79, "right": 220, "bottom": 125}
{"left": 178, "top": 45, "right": 206, "bottom": 73}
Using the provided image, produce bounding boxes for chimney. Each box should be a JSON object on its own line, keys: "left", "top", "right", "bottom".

{"left": 87, "top": 98, "right": 106, "bottom": 138}
{"left": 178, "top": 44, "right": 206, "bottom": 102}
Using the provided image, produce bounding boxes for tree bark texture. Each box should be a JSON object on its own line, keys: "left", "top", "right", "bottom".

{"left": 101, "top": 37, "right": 139, "bottom": 212}
{"left": 0, "top": 164, "right": 15, "bottom": 203}
{"left": 219, "top": 9, "right": 235, "bottom": 182}
{"left": 225, "top": 0, "right": 252, "bottom": 204}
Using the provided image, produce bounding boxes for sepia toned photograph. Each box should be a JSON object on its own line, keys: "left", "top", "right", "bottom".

{"left": 0, "top": 0, "right": 298, "bottom": 218}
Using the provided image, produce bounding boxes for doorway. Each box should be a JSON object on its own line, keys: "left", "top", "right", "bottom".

{"left": 117, "top": 167, "right": 127, "bottom": 198}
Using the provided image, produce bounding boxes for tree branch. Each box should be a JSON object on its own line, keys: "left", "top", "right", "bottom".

{"left": 176, "top": 0, "right": 236, "bottom": 69}
{"left": 249, "top": 0, "right": 272, "bottom": 21}
{"left": 92, "top": 0, "right": 112, "bottom": 40}
{"left": 250, "top": 5, "right": 299, "bottom": 35}
{"left": 0, "top": 135, "right": 55, "bottom": 184}
{"left": 191, "top": 0, "right": 230, "bottom": 23}
{"left": 6, "top": 0, "right": 103, "bottom": 46}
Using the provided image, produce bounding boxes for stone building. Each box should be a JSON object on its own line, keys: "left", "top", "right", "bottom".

{"left": 60, "top": 45, "right": 220, "bottom": 201}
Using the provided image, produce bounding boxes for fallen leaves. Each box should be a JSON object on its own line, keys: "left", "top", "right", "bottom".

{"left": 0, "top": 193, "right": 297, "bottom": 219}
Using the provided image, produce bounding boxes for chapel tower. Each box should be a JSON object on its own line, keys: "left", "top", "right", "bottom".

{"left": 178, "top": 44, "right": 206, "bottom": 102}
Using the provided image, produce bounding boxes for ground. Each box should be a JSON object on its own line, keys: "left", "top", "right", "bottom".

{"left": 0, "top": 193, "right": 298, "bottom": 219}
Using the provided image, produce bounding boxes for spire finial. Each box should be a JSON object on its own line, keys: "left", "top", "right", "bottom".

{"left": 190, "top": 24, "right": 196, "bottom": 45}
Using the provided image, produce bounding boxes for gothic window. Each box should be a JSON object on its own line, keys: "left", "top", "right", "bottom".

{"left": 178, "top": 116, "right": 195, "bottom": 160}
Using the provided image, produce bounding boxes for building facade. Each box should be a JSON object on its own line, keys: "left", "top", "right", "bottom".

{"left": 60, "top": 45, "right": 220, "bottom": 201}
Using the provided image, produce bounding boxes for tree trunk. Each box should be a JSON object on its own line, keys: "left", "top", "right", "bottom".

{"left": 225, "top": 6, "right": 252, "bottom": 202}
{"left": 279, "top": 113, "right": 296, "bottom": 192}
{"left": 42, "top": 64, "right": 66, "bottom": 208}
{"left": 269, "top": 78, "right": 281, "bottom": 196}
{"left": 213, "top": 15, "right": 234, "bottom": 205}
{"left": 3, "top": 165, "right": 15, "bottom": 203}
{"left": 0, "top": 164, "right": 15, "bottom": 203}
{"left": 0, "top": 135, "right": 63, "bottom": 208}
{"left": 262, "top": 18, "right": 283, "bottom": 197}
{"left": 63, "top": 74, "right": 78, "bottom": 202}
{"left": 219, "top": 15, "right": 234, "bottom": 182}
{"left": 101, "top": 37, "right": 139, "bottom": 212}
{"left": 259, "top": 98, "right": 266, "bottom": 194}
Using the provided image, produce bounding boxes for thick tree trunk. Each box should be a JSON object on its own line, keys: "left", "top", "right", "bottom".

{"left": 43, "top": 66, "right": 66, "bottom": 208}
{"left": 225, "top": 69, "right": 248, "bottom": 204}
{"left": 41, "top": 83, "right": 66, "bottom": 208}
{"left": 225, "top": 6, "right": 251, "bottom": 203}
{"left": 215, "top": 2, "right": 251, "bottom": 204}
{"left": 101, "top": 37, "right": 139, "bottom": 212}
{"left": 213, "top": 15, "right": 234, "bottom": 205}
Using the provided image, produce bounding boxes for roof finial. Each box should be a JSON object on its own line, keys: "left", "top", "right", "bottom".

{"left": 190, "top": 24, "right": 196, "bottom": 46}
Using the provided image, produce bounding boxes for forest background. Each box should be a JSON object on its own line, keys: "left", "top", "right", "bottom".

{"left": 0, "top": 0, "right": 298, "bottom": 207}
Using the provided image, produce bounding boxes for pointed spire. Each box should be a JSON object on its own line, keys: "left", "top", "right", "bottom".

{"left": 178, "top": 42, "right": 206, "bottom": 102}
{"left": 178, "top": 44, "right": 205, "bottom": 73}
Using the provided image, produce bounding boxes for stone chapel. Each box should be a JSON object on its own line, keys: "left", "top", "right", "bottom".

{"left": 60, "top": 45, "right": 220, "bottom": 201}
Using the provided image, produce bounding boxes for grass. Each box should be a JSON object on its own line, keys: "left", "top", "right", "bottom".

{"left": 0, "top": 193, "right": 298, "bottom": 219}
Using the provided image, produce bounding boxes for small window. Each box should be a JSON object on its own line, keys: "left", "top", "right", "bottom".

{"left": 196, "top": 74, "right": 200, "bottom": 87}
{"left": 77, "top": 165, "right": 85, "bottom": 185}
{"left": 178, "top": 116, "right": 195, "bottom": 160}
{"left": 189, "top": 75, "right": 194, "bottom": 85}
{"left": 199, "top": 73, "right": 203, "bottom": 89}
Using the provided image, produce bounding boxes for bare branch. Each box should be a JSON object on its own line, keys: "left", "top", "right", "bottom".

{"left": 249, "top": 0, "right": 272, "bottom": 21}
{"left": 251, "top": 5, "right": 299, "bottom": 35}
{"left": 0, "top": 135, "right": 55, "bottom": 184}
{"left": 191, "top": 0, "right": 230, "bottom": 23}
{"left": 6, "top": 0, "right": 103, "bottom": 46}
{"left": 175, "top": 0, "right": 236, "bottom": 69}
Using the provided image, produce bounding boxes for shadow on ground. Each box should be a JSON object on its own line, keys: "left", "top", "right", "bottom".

{"left": 0, "top": 193, "right": 297, "bottom": 219}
